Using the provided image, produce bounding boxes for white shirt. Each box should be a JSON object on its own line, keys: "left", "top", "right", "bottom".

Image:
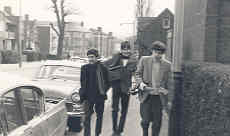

{"left": 122, "top": 59, "right": 128, "bottom": 67}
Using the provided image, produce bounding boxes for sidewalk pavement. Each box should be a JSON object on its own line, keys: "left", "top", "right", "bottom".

{"left": 77, "top": 94, "right": 169, "bottom": 136}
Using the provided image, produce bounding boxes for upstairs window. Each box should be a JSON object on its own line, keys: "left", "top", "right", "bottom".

{"left": 162, "top": 17, "right": 170, "bottom": 29}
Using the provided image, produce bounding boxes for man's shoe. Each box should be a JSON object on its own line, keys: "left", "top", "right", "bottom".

{"left": 119, "top": 132, "right": 124, "bottom": 136}
{"left": 112, "top": 132, "right": 119, "bottom": 136}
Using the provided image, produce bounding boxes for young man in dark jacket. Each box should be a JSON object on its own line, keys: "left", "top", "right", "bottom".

{"left": 104, "top": 41, "right": 137, "bottom": 136}
{"left": 80, "top": 49, "right": 110, "bottom": 136}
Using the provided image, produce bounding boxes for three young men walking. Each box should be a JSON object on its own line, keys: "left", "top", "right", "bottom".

{"left": 80, "top": 41, "right": 173, "bottom": 136}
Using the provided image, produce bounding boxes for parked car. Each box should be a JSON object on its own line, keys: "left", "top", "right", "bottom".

{"left": 32, "top": 60, "right": 84, "bottom": 132}
{"left": 79, "top": 57, "right": 88, "bottom": 63}
{"left": 70, "top": 56, "right": 81, "bottom": 62}
{"left": 0, "top": 72, "right": 67, "bottom": 136}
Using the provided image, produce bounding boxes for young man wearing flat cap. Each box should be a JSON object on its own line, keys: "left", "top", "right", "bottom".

{"left": 104, "top": 41, "right": 137, "bottom": 136}
{"left": 80, "top": 49, "right": 110, "bottom": 136}
{"left": 135, "top": 41, "right": 173, "bottom": 136}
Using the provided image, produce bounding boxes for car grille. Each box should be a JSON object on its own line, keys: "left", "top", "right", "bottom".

{"left": 66, "top": 102, "right": 74, "bottom": 112}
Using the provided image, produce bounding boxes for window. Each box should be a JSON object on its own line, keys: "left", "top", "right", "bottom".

{"left": 162, "top": 17, "right": 170, "bottom": 29}
{"left": 2, "top": 90, "right": 24, "bottom": 132}
{"left": 37, "top": 65, "right": 80, "bottom": 81}
{"left": 37, "top": 65, "right": 59, "bottom": 78}
{"left": 20, "top": 87, "right": 43, "bottom": 121}
{"left": 1, "top": 86, "right": 43, "bottom": 133}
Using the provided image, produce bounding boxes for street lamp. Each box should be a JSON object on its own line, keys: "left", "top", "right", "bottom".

{"left": 120, "top": 20, "right": 136, "bottom": 52}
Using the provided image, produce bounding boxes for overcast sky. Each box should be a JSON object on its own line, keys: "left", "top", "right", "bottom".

{"left": 0, "top": 0, "right": 174, "bottom": 38}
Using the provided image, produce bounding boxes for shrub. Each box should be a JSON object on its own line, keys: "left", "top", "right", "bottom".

{"left": 23, "top": 51, "right": 41, "bottom": 62}
{"left": 181, "top": 61, "right": 230, "bottom": 136}
{"left": 46, "top": 54, "right": 60, "bottom": 60}
{"left": 1, "top": 50, "right": 19, "bottom": 64}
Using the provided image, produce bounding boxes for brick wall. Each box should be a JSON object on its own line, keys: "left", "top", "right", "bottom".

{"left": 216, "top": 0, "right": 230, "bottom": 63}
{"left": 183, "top": 0, "right": 207, "bottom": 61}
{"left": 183, "top": 0, "right": 230, "bottom": 63}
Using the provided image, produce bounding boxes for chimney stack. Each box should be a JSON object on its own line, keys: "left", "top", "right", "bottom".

{"left": 80, "top": 21, "right": 84, "bottom": 27}
{"left": 97, "top": 27, "right": 102, "bottom": 32}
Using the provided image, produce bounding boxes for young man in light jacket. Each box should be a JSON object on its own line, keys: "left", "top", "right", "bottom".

{"left": 135, "top": 41, "right": 174, "bottom": 136}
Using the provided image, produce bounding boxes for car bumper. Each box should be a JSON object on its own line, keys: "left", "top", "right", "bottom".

{"left": 67, "top": 111, "right": 84, "bottom": 117}
{"left": 67, "top": 115, "right": 84, "bottom": 132}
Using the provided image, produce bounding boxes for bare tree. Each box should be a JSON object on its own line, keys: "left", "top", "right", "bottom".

{"left": 49, "top": 0, "right": 78, "bottom": 59}
{"left": 135, "top": 0, "right": 154, "bottom": 17}
{"left": 135, "top": 0, "right": 144, "bottom": 17}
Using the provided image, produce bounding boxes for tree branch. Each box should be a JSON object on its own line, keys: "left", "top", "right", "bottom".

{"left": 60, "top": 0, "right": 65, "bottom": 33}
{"left": 50, "top": 23, "right": 60, "bottom": 36}
{"left": 51, "top": 0, "right": 62, "bottom": 32}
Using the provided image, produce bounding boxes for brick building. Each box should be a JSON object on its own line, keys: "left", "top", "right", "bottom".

{"left": 183, "top": 0, "right": 230, "bottom": 63}
{"left": 137, "top": 8, "right": 174, "bottom": 59}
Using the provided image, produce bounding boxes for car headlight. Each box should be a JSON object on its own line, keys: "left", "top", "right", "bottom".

{"left": 71, "top": 92, "right": 80, "bottom": 103}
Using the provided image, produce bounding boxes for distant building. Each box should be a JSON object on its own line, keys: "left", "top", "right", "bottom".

{"left": 35, "top": 21, "right": 52, "bottom": 58}
{"left": 136, "top": 8, "right": 174, "bottom": 60}
{"left": 89, "top": 27, "right": 115, "bottom": 58}
{"left": 23, "top": 14, "right": 38, "bottom": 51}
{"left": 64, "top": 21, "right": 91, "bottom": 57}
{"left": 1, "top": 7, "right": 39, "bottom": 52}
{"left": 0, "top": 8, "right": 17, "bottom": 51}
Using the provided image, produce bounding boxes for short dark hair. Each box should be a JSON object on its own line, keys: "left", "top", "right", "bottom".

{"left": 87, "top": 49, "right": 99, "bottom": 57}
{"left": 120, "top": 41, "right": 131, "bottom": 50}
{"left": 150, "top": 41, "right": 166, "bottom": 52}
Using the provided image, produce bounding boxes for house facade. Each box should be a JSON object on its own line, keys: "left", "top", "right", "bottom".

{"left": 136, "top": 8, "right": 174, "bottom": 60}
{"left": 0, "top": 10, "right": 16, "bottom": 51}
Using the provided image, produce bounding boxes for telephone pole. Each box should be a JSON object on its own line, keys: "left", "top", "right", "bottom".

{"left": 17, "top": 0, "right": 22, "bottom": 68}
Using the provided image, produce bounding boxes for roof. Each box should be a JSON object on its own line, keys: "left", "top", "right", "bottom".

{"left": 41, "top": 60, "right": 83, "bottom": 68}
{"left": 157, "top": 8, "right": 174, "bottom": 18}
{"left": 0, "top": 72, "right": 36, "bottom": 96}
{"left": 0, "top": 11, "right": 15, "bottom": 25}
{"left": 65, "top": 22, "right": 90, "bottom": 33}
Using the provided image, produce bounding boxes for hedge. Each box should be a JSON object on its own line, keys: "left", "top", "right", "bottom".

{"left": 181, "top": 61, "right": 230, "bottom": 136}
{"left": 23, "top": 51, "right": 41, "bottom": 62}
{"left": 1, "top": 50, "right": 19, "bottom": 64}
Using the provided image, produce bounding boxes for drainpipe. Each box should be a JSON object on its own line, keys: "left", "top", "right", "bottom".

{"left": 169, "top": 0, "right": 184, "bottom": 136}
{"left": 216, "top": 0, "right": 223, "bottom": 62}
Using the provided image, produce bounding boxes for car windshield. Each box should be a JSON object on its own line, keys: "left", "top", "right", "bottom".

{"left": 36, "top": 65, "right": 80, "bottom": 81}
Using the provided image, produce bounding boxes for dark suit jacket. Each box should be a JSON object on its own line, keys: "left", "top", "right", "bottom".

{"left": 104, "top": 53, "right": 137, "bottom": 94}
{"left": 80, "top": 61, "right": 110, "bottom": 102}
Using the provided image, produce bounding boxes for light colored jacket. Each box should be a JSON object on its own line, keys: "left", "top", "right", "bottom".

{"left": 135, "top": 56, "right": 174, "bottom": 103}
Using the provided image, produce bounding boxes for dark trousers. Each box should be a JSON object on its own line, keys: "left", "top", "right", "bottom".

{"left": 140, "top": 95, "right": 162, "bottom": 136}
{"left": 84, "top": 100, "right": 105, "bottom": 136}
{"left": 112, "top": 87, "right": 130, "bottom": 133}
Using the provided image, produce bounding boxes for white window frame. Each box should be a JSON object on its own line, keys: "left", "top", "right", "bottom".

{"left": 162, "top": 17, "right": 170, "bottom": 29}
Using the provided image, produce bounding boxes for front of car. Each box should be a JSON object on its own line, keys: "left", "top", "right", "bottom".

{"left": 32, "top": 61, "right": 84, "bottom": 132}
{"left": 0, "top": 72, "right": 68, "bottom": 136}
